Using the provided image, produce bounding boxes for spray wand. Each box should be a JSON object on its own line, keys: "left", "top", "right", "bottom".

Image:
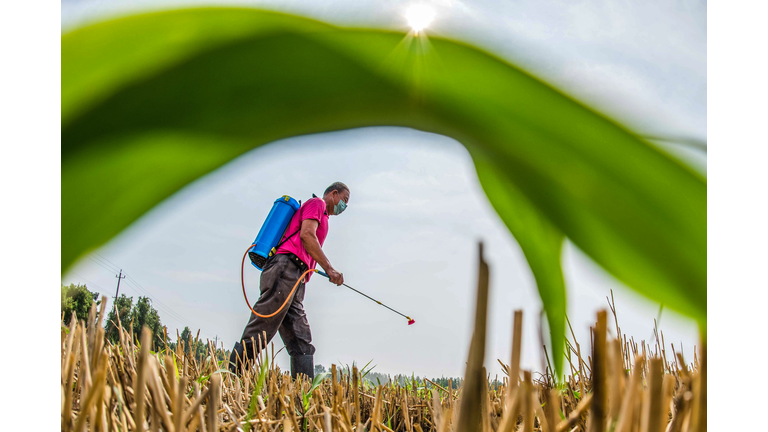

{"left": 241, "top": 244, "right": 415, "bottom": 325}
{"left": 315, "top": 270, "right": 416, "bottom": 325}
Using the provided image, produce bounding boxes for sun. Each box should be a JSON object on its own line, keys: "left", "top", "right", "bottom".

{"left": 406, "top": 4, "right": 436, "bottom": 34}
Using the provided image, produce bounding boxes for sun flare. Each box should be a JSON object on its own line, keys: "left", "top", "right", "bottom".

{"left": 406, "top": 4, "right": 435, "bottom": 34}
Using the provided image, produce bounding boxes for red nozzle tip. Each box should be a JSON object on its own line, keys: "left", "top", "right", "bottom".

{"left": 408, "top": 319, "right": 415, "bottom": 325}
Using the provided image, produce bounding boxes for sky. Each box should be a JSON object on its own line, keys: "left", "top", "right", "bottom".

{"left": 61, "top": 0, "right": 706, "bottom": 378}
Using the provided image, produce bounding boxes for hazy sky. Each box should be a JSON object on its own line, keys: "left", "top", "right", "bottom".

{"left": 61, "top": 0, "right": 706, "bottom": 378}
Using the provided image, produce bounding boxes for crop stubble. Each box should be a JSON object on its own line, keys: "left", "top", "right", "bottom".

{"left": 61, "top": 244, "right": 706, "bottom": 432}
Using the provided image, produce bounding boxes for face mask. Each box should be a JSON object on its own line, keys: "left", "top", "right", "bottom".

{"left": 333, "top": 198, "right": 347, "bottom": 215}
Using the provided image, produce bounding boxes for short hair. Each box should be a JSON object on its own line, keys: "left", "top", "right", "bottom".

{"left": 324, "top": 182, "right": 349, "bottom": 196}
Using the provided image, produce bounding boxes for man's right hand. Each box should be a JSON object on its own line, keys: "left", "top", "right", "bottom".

{"left": 327, "top": 268, "right": 344, "bottom": 286}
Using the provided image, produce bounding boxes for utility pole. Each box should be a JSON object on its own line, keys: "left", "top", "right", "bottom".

{"left": 114, "top": 269, "right": 125, "bottom": 313}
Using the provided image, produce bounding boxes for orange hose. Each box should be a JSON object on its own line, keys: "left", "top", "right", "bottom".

{"left": 241, "top": 244, "right": 316, "bottom": 318}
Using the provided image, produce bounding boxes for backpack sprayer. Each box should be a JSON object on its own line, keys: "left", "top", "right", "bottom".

{"left": 241, "top": 195, "right": 415, "bottom": 325}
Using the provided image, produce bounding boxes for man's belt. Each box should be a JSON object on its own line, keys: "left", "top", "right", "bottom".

{"left": 285, "top": 253, "right": 309, "bottom": 274}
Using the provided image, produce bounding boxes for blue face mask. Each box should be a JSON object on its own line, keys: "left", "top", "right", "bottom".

{"left": 333, "top": 198, "right": 347, "bottom": 215}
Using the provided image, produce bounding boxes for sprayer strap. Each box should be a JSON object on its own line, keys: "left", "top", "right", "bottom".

{"left": 276, "top": 228, "right": 301, "bottom": 250}
{"left": 270, "top": 227, "right": 300, "bottom": 258}
{"left": 269, "top": 197, "right": 305, "bottom": 256}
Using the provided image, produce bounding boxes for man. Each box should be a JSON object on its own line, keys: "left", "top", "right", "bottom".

{"left": 229, "top": 182, "right": 350, "bottom": 380}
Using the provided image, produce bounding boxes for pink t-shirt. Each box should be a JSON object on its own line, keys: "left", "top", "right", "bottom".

{"left": 275, "top": 197, "right": 329, "bottom": 281}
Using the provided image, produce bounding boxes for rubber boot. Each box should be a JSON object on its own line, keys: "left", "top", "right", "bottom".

{"left": 290, "top": 355, "right": 314, "bottom": 381}
{"left": 228, "top": 341, "right": 245, "bottom": 374}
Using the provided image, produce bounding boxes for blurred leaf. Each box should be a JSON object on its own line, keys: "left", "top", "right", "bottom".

{"left": 62, "top": 8, "right": 706, "bottom": 372}
{"left": 473, "top": 152, "right": 566, "bottom": 377}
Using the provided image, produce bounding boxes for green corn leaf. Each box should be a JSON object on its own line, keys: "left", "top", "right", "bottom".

{"left": 212, "top": 368, "right": 236, "bottom": 377}
{"left": 256, "top": 358, "right": 269, "bottom": 395}
{"left": 310, "top": 372, "right": 329, "bottom": 394}
{"left": 304, "top": 372, "right": 330, "bottom": 409}
{"left": 62, "top": 8, "right": 706, "bottom": 378}
{"left": 360, "top": 359, "right": 376, "bottom": 380}
{"left": 472, "top": 151, "right": 566, "bottom": 378}
{"left": 244, "top": 357, "right": 269, "bottom": 432}
{"left": 172, "top": 353, "right": 179, "bottom": 381}
{"left": 196, "top": 367, "right": 235, "bottom": 387}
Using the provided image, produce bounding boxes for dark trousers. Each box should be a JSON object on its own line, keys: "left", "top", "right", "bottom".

{"left": 238, "top": 254, "right": 315, "bottom": 362}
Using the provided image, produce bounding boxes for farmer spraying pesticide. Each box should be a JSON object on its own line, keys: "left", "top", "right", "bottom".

{"left": 232, "top": 182, "right": 414, "bottom": 379}
{"left": 230, "top": 182, "right": 349, "bottom": 378}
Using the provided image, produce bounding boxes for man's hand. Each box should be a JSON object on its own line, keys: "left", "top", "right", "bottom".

{"left": 327, "top": 268, "right": 344, "bottom": 286}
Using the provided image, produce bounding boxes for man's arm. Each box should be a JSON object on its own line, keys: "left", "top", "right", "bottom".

{"left": 300, "top": 219, "right": 344, "bottom": 285}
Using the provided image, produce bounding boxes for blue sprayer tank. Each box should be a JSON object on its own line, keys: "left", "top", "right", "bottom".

{"left": 248, "top": 195, "right": 301, "bottom": 270}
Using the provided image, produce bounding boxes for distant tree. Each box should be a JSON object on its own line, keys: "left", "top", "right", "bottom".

{"left": 315, "top": 364, "right": 327, "bottom": 376}
{"left": 179, "top": 326, "right": 192, "bottom": 355}
{"left": 362, "top": 371, "right": 391, "bottom": 386}
{"left": 169, "top": 329, "right": 229, "bottom": 365}
{"left": 104, "top": 294, "right": 134, "bottom": 343}
{"left": 61, "top": 283, "right": 100, "bottom": 326}
{"left": 429, "top": 377, "right": 463, "bottom": 389}
{"left": 131, "top": 296, "right": 167, "bottom": 350}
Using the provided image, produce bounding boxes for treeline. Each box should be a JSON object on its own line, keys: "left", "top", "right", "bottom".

{"left": 61, "top": 283, "right": 228, "bottom": 361}
{"left": 63, "top": 284, "right": 491, "bottom": 381}
{"left": 62, "top": 283, "right": 168, "bottom": 348}
{"left": 314, "top": 364, "right": 466, "bottom": 389}
{"left": 168, "top": 326, "right": 229, "bottom": 363}
{"left": 61, "top": 283, "right": 100, "bottom": 325}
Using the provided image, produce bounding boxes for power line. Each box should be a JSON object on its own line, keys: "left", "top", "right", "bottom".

{"left": 65, "top": 271, "right": 110, "bottom": 293}
{"left": 119, "top": 277, "right": 198, "bottom": 326}
{"left": 113, "top": 277, "right": 218, "bottom": 341}
{"left": 114, "top": 269, "right": 126, "bottom": 314}
{"left": 119, "top": 276, "right": 196, "bottom": 324}
{"left": 120, "top": 278, "right": 201, "bottom": 330}
{"left": 87, "top": 255, "right": 120, "bottom": 274}
{"left": 92, "top": 252, "right": 122, "bottom": 271}
{"left": 68, "top": 261, "right": 220, "bottom": 343}
{"left": 85, "top": 253, "right": 219, "bottom": 341}
{"left": 88, "top": 256, "right": 174, "bottom": 314}
{"left": 89, "top": 252, "right": 120, "bottom": 271}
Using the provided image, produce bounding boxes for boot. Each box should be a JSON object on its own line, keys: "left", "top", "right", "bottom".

{"left": 228, "top": 341, "right": 245, "bottom": 374}
{"left": 290, "top": 354, "right": 314, "bottom": 381}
